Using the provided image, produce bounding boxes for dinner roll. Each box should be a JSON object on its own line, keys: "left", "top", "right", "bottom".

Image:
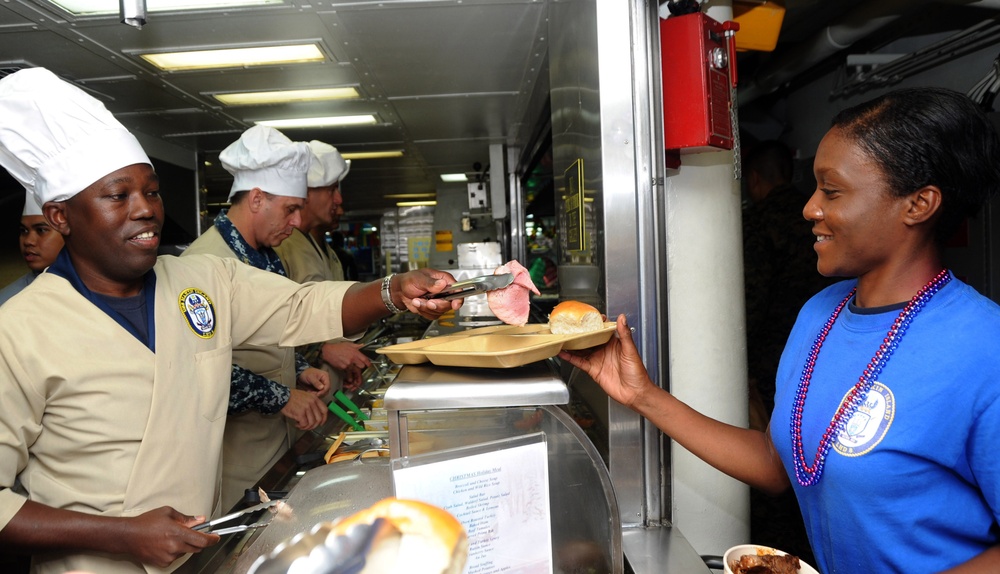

{"left": 330, "top": 498, "right": 468, "bottom": 574}
{"left": 549, "top": 300, "right": 604, "bottom": 335}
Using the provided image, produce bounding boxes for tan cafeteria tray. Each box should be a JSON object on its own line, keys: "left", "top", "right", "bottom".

{"left": 376, "top": 322, "right": 616, "bottom": 368}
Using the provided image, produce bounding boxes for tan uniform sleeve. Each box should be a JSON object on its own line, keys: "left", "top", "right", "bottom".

{"left": 0, "top": 489, "right": 27, "bottom": 530}
{"left": 217, "top": 256, "right": 364, "bottom": 347}
{"left": 0, "top": 313, "right": 43, "bottom": 530}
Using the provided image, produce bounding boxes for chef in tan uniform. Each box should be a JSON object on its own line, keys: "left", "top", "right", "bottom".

{"left": 182, "top": 126, "right": 333, "bottom": 511}
{"left": 0, "top": 68, "right": 461, "bottom": 574}
{"left": 0, "top": 190, "right": 64, "bottom": 306}
{"left": 275, "top": 141, "right": 371, "bottom": 391}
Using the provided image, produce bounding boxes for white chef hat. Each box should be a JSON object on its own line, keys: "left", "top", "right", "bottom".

{"left": 21, "top": 189, "right": 42, "bottom": 217}
{"left": 0, "top": 68, "right": 150, "bottom": 206}
{"left": 306, "top": 140, "right": 351, "bottom": 188}
{"left": 220, "top": 125, "right": 311, "bottom": 201}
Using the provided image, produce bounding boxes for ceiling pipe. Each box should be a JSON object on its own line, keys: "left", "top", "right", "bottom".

{"left": 738, "top": 0, "right": 1000, "bottom": 105}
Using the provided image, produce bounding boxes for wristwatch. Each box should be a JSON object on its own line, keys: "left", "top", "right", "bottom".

{"left": 381, "top": 274, "right": 404, "bottom": 314}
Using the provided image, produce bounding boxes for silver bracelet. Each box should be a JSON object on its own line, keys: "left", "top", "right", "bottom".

{"left": 381, "top": 274, "right": 405, "bottom": 314}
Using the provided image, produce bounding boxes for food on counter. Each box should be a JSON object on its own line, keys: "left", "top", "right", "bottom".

{"left": 259, "top": 488, "right": 294, "bottom": 522}
{"left": 729, "top": 552, "right": 802, "bottom": 574}
{"left": 548, "top": 300, "right": 604, "bottom": 335}
{"left": 328, "top": 450, "right": 389, "bottom": 463}
{"left": 487, "top": 260, "right": 540, "bottom": 326}
{"left": 513, "top": 408, "right": 544, "bottom": 430}
{"left": 555, "top": 540, "right": 611, "bottom": 574}
{"left": 329, "top": 497, "right": 468, "bottom": 574}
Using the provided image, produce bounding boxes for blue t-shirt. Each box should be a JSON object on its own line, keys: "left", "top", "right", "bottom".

{"left": 771, "top": 275, "right": 1000, "bottom": 573}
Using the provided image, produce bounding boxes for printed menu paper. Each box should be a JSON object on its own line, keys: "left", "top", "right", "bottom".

{"left": 392, "top": 434, "right": 552, "bottom": 574}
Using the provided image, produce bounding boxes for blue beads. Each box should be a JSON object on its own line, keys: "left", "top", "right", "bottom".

{"left": 790, "top": 270, "right": 951, "bottom": 487}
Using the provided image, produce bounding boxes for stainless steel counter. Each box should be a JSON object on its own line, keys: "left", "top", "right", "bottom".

{"left": 177, "top": 315, "right": 711, "bottom": 574}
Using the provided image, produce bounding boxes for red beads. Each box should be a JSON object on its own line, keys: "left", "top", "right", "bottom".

{"left": 790, "top": 269, "right": 951, "bottom": 487}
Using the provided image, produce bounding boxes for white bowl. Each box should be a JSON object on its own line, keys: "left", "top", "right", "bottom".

{"left": 722, "top": 544, "right": 820, "bottom": 574}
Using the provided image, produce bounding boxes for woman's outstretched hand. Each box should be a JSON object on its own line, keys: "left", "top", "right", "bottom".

{"left": 558, "top": 314, "right": 655, "bottom": 409}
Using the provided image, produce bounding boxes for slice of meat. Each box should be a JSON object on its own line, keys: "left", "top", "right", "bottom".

{"left": 487, "top": 260, "right": 540, "bottom": 326}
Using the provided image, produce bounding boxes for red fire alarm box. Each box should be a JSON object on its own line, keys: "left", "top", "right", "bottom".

{"left": 661, "top": 12, "right": 739, "bottom": 154}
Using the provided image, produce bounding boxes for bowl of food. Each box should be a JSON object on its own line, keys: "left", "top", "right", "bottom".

{"left": 723, "top": 544, "right": 819, "bottom": 574}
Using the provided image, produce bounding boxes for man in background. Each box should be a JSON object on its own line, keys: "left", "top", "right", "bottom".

{"left": 742, "top": 140, "right": 830, "bottom": 425}
{"left": 181, "top": 125, "right": 332, "bottom": 511}
{"left": 276, "top": 141, "right": 370, "bottom": 391}
{"left": 0, "top": 191, "right": 63, "bottom": 305}
{"left": 741, "top": 139, "right": 829, "bottom": 566}
{"left": 330, "top": 230, "right": 358, "bottom": 281}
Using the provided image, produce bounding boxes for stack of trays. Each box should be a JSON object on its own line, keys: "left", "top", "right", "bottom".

{"left": 376, "top": 322, "right": 616, "bottom": 368}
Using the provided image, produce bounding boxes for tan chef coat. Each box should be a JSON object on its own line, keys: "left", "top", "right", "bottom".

{"left": 0, "top": 254, "right": 354, "bottom": 574}
{"left": 275, "top": 228, "right": 345, "bottom": 283}
{"left": 275, "top": 229, "right": 350, "bottom": 393}
{"left": 182, "top": 226, "right": 349, "bottom": 510}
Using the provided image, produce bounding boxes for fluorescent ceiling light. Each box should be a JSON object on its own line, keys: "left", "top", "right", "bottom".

{"left": 384, "top": 193, "right": 436, "bottom": 199}
{"left": 440, "top": 173, "right": 468, "bottom": 182}
{"left": 341, "top": 150, "right": 405, "bottom": 160}
{"left": 46, "top": 0, "right": 280, "bottom": 15}
{"left": 255, "top": 115, "right": 376, "bottom": 129}
{"left": 141, "top": 44, "right": 324, "bottom": 72}
{"left": 397, "top": 201, "right": 437, "bottom": 207}
{"left": 213, "top": 87, "right": 359, "bottom": 106}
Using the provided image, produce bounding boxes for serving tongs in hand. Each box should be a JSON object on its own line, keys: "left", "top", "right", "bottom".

{"left": 192, "top": 499, "right": 280, "bottom": 535}
{"left": 426, "top": 273, "right": 514, "bottom": 301}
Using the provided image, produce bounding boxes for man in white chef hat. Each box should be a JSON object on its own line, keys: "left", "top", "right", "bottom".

{"left": 0, "top": 190, "right": 64, "bottom": 306}
{"left": 182, "top": 125, "right": 334, "bottom": 511}
{"left": 0, "top": 67, "right": 460, "bottom": 574}
{"left": 275, "top": 141, "right": 372, "bottom": 392}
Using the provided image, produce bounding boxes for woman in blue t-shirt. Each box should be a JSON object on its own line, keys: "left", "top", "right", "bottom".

{"left": 561, "top": 87, "right": 1000, "bottom": 573}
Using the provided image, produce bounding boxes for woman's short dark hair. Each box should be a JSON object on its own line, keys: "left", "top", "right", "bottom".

{"left": 831, "top": 87, "right": 1000, "bottom": 244}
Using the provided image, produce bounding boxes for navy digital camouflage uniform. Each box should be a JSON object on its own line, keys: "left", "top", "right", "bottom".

{"left": 743, "top": 183, "right": 832, "bottom": 417}
{"left": 742, "top": 182, "right": 830, "bottom": 566}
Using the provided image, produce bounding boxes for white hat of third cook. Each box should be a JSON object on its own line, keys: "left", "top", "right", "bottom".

{"left": 0, "top": 68, "right": 151, "bottom": 206}
{"left": 220, "top": 125, "right": 311, "bottom": 201}
{"left": 306, "top": 140, "right": 351, "bottom": 188}
{"left": 22, "top": 189, "right": 42, "bottom": 217}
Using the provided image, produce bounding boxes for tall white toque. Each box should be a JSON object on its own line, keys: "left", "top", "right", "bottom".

{"left": 21, "top": 189, "right": 42, "bottom": 217}
{"left": 220, "top": 125, "right": 312, "bottom": 201}
{"left": 0, "top": 68, "right": 150, "bottom": 206}
{"left": 306, "top": 140, "right": 351, "bottom": 188}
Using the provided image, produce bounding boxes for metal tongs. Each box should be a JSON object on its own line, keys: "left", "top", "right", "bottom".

{"left": 192, "top": 499, "right": 280, "bottom": 535}
{"left": 426, "top": 273, "right": 514, "bottom": 300}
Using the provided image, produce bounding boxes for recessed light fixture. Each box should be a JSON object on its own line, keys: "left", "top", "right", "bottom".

{"left": 397, "top": 201, "right": 437, "bottom": 207}
{"left": 140, "top": 43, "right": 325, "bottom": 72}
{"left": 440, "top": 173, "right": 468, "bottom": 182}
{"left": 213, "top": 87, "right": 359, "bottom": 106}
{"left": 46, "top": 0, "right": 280, "bottom": 15}
{"left": 384, "top": 193, "right": 436, "bottom": 199}
{"left": 254, "top": 115, "right": 377, "bottom": 129}
{"left": 341, "top": 150, "right": 405, "bottom": 160}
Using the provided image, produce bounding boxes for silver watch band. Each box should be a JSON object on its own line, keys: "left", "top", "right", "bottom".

{"left": 381, "top": 274, "right": 404, "bottom": 314}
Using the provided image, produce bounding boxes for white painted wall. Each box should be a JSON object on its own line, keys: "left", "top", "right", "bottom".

{"left": 664, "top": 2, "right": 750, "bottom": 557}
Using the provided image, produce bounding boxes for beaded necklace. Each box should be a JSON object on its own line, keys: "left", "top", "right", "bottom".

{"left": 790, "top": 269, "right": 952, "bottom": 486}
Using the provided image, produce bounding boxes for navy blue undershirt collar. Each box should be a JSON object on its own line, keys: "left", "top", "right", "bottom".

{"left": 47, "top": 249, "right": 157, "bottom": 352}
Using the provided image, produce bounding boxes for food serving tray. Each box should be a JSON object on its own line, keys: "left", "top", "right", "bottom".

{"left": 376, "top": 322, "right": 616, "bottom": 368}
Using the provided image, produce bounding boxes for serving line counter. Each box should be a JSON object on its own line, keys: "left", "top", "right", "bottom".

{"left": 178, "top": 316, "right": 709, "bottom": 574}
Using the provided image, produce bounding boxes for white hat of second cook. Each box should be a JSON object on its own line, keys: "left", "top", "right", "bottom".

{"left": 0, "top": 68, "right": 150, "bottom": 206}
{"left": 306, "top": 140, "right": 351, "bottom": 188}
{"left": 21, "top": 189, "right": 42, "bottom": 217}
{"left": 220, "top": 125, "right": 311, "bottom": 201}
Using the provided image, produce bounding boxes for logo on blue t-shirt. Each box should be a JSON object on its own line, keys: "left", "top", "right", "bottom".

{"left": 833, "top": 381, "right": 895, "bottom": 457}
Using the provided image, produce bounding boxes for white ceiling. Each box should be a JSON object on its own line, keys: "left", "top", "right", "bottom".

{"left": 0, "top": 0, "right": 550, "bottom": 214}
{"left": 1, "top": 0, "right": 997, "bottom": 217}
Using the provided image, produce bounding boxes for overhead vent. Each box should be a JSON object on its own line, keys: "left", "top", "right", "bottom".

{"left": 0, "top": 62, "right": 32, "bottom": 80}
